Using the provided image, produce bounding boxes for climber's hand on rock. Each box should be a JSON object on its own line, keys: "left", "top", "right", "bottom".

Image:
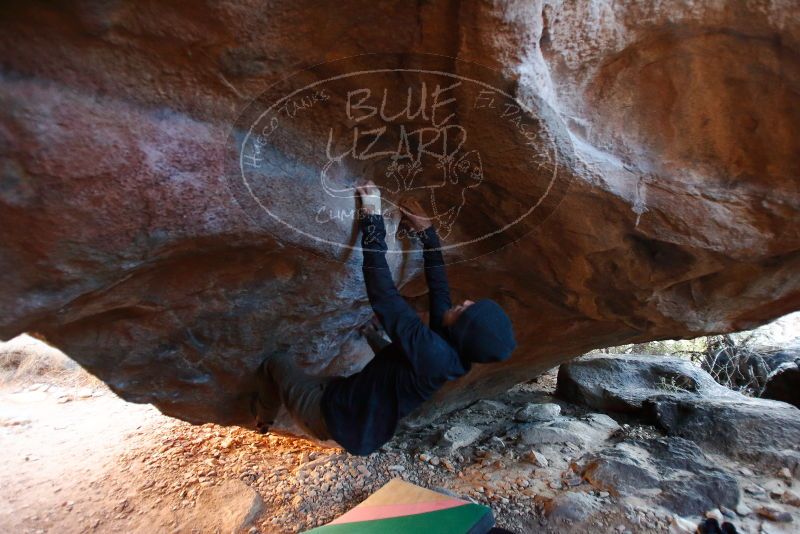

{"left": 399, "top": 197, "right": 432, "bottom": 232}
{"left": 356, "top": 180, "right": 381, "bottom": 215}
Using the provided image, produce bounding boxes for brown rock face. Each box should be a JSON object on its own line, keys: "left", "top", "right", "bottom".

{"left": 1, "top": 1, "right": 798, "bottom": 425}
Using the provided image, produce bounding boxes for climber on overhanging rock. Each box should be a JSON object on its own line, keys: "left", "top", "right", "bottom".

{"left": 251, "top": 180, "right": 517, "bottom": 455}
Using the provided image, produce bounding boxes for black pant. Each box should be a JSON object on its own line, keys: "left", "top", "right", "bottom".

{"left": 266, "top": 352, "right": 332, "bottom": 440}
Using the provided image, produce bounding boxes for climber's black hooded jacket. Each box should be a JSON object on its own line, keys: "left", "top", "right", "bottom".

{"left": 320, "top": 214, "right": 468, "bottom": 455}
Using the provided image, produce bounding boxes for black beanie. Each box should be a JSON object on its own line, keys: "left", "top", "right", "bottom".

{"left": 447, "top": 299, "right": 516, "bottom": 363}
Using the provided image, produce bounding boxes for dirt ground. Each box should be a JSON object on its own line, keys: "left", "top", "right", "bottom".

{"left": 0, "top": 382, "right": 173, "bottom": 533}
{"left": 0, "top": 377, "right": 520, "bottom": 534}
{"left": 0, "top": 370, "right": 570, "bottom": 533}
{"left": 1, "top": 341, "right": 798, "bottom": 533}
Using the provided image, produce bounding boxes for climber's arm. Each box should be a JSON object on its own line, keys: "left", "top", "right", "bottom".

{"left": 357, "top": 183, "right": 458, "bottom": 377}
{"left": 355, "top": 182, "right": 422, "bottom": 341}
{"left": 400, "top": 199, "right": 451, "bottom": 334}
{"left": 359, "top": 212, "right": 422, "bottom": 339}
{"left": 360, "top": 213, "right": 456, "bottom": 376}
{"left": 420, "top": 226, "right": 451, "bottom": 335}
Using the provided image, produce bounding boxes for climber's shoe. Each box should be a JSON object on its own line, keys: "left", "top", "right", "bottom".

{"left": 251, "top": 359, "right": 281, "bottom": 433}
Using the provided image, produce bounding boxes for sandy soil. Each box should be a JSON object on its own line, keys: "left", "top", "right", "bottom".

{"left": 1, "top": 367, "right": 797, "bottom": 534}
{"left": 0, "top": 382, "right": 174, "bottom": 533}
{"left": 0, "top": 373, "right": 561, "bottom": 534}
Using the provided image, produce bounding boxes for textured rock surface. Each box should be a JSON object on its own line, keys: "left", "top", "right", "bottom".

{"left": 578, "top": 438, "right": 741, "bottom": 516}
{"left": 520, "top": 417, "right": 619, "bottom": 448}
{"left": 556, "top": 354, "right": 740, "bottom": 412}
{"left": 649, "top": 396, "right": 800, "bottom": 463}
{"left": 543, "top": 491, "right": 602, "bottom": 522}
{"left": 556, "top": 354, "right": 732, "bottom": 402}
{"left": 558, "top": 355, "right": 800, "bottom": 465}
{"left": 515, "top": 402, "right": 561, "bottom": 423}
{"left": 440, "top": 424, "right": 482, "bottom": 452}
{"left": 1, "top": 1, "right": 799, "bottom": 425}
{"left": 762, "top": 360, "right": 800, "bottom": 408}
{"left": 189, "top": 479, "right": 264, "bottom": 533}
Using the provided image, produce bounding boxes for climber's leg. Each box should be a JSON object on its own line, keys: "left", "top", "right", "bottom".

{"left": 264, "top": 352, "right": 332, "bottom": 440}
{"left": 251, "top": 359, "right": 282, "bottom": 433}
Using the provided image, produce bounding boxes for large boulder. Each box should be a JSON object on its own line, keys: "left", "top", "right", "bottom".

{"left": 577, "top": 437, "right": 741, "bottom": 516}
{"left": 1, "top": 2, "right": 799, "bottom": 425}
{"left": 556, "top": 354, "right": 739, "bottom": 413}
{"left": 558, "top": 355, "right": 800, "bottom": 465}
{"left": 761, "top": 360, "right": 800, "bottom": 408}
{"left": 649, "top": 396, "right": 800, "bottom": 464}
